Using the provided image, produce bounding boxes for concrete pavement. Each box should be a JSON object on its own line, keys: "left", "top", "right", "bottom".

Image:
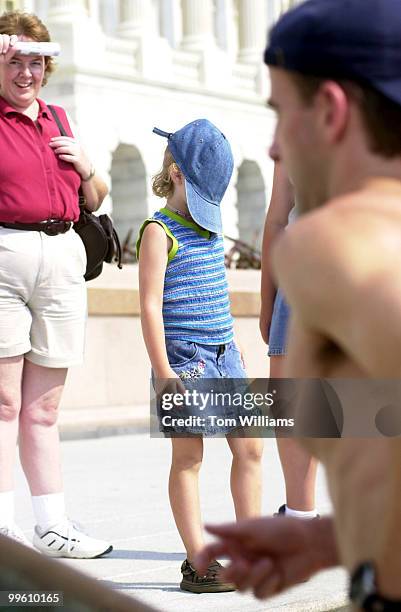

{"left": 60, "top": 266, "right": 270, "bottom": 413}
{"left": 14, "top": 432, "right": 349, "bottom": 611}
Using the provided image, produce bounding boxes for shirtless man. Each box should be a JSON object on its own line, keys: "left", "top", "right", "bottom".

{"left": 195, "top": 1, "right": 401, "bottom": 609}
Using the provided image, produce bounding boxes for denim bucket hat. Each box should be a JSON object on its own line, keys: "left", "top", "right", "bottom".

{"left": 153, "top": 119, "right": 234, "bottom": 233}
{"left": 264, "top": 0, "right": 401, "bottom": 108}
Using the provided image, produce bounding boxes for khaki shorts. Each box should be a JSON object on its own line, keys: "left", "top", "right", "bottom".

{"left": 0, "top": 227, "right": 87, "bottom": 368}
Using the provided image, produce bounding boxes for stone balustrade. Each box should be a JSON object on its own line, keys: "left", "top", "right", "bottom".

{"left": 35, "top": 0, "right": 299, "bottom": 99}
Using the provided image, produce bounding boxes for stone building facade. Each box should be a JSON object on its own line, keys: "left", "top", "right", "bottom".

{"left": 1, "top": 0, "right": 298, "bottom": 250}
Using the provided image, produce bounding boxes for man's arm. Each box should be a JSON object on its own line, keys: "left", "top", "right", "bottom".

{"left": 260, "top": 162, "right": 294, "bottom": 344}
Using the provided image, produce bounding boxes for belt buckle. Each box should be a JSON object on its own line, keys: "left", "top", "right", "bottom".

{"left": 43, "top": 220, "right": 61, "bottom": 236}
{"left": 42, "top": 219, "right": 67, "bottom": 236}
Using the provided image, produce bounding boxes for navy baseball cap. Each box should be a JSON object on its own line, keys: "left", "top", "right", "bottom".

{"left": 264, "top": 0, "right": 401, "bottom": 107}
{"left": 153, "top": 119, "right": 234, "bottom": 233}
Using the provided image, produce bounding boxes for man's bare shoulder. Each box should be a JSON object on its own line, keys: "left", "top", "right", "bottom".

{"left": 274, "top": 188, "right": 401, "bottom": 279}
{"left": 272, "top": 186, "right": 401, "bottom": 376}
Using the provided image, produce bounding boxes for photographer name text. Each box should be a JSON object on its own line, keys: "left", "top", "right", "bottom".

{"left": 161, "top": 415, "right": 294, "bottom": 428}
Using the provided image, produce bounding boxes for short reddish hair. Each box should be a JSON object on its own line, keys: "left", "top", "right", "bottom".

{"left": 0, "top": 11, "right": 55, "bottom": 85}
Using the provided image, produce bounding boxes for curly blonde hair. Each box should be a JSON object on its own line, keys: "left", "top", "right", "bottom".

{"left": 152, "top": 147, "right": 181, "bottom": 199}
{"left": 0, "top": 11, "right": 55, "bottom": 86}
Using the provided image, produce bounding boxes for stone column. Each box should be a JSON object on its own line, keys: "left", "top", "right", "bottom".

{"left": 267, "top": 0, "right": 279, "bottom": 26}
{"left": 237, "top": 0, "right": 266, "bottom": 63}
{"left": 181, "top": 0, "right": 215, "bottom": 50}
{"left": 88, "top": 0, "right": 100, "bottom": 24}
{"left": 159, "top": 0, "right": 180, "bottom": 48}
{"left": 214, "top": 0, "right": 236, "bottom": 53}
{"left": 118, "top": 0, "right": 159, "bottom": 38}
{"left": 268, "top": 0, "right": 297, "bottom": 25}
{"left": 47, "top": 0, "right": 88, "bottom": 21}
{"left": 282, "top": 0, "right": 298, "bottom": 11}
{"left": 118, "top": 0, "right": 149, "bottom": 37}
{"left": 22, "top": 0, "right": 35, "bottom": 12}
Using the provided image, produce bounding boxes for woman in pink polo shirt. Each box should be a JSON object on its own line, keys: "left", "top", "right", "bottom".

{"left": 0, "top": 11, "right": 112, "bottom": 559}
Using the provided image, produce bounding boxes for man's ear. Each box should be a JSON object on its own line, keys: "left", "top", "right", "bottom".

{"left": 315, "top": 81, "right": 349, "bottom": 144}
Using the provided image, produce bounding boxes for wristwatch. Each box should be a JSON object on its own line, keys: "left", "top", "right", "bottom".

{"left": 350, "top": 561, "right": 401, "bottom": 611}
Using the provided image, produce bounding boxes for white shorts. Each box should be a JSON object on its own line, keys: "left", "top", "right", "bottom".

{"left": 0, "top": 227, "right": 87, "bottom": 368}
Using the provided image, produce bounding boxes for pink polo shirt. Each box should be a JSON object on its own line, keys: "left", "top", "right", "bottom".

{"left": 0, "top": 96, "right": 81, "bottom": 223}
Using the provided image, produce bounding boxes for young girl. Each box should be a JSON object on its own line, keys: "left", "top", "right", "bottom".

{"left": 137, "top": 119, "right": 263, "bottom": 593}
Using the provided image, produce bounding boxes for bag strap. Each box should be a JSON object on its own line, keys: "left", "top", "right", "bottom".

{"left": 48, "top": 104, "right": 67, "bottom": 136}
{"left": 48, "top": 105, "right": 86, "bottom": 206}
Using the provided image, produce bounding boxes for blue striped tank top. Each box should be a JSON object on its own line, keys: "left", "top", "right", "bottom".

{"left": 137, "top": 207, "right": 234, "bottom": 344}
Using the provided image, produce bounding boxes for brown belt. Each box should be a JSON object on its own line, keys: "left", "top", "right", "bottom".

{"left": 0, "top": 219, "right": 72, "bottom": 236}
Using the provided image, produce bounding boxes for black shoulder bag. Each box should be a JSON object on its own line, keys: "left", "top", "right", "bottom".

{"left": 48, "top": 105, "right": 122, "bottom": 281}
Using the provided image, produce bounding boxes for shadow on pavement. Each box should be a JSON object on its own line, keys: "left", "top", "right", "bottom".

{"left": 108, "top": 550, "right": 185, "bottom": 561}
{"left": 102, "top": 581, "right": 181, "bottom": 593}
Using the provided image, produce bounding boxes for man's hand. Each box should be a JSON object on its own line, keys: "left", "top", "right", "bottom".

{"left": 194, "top": 516, "right": 339, "bottom": 599}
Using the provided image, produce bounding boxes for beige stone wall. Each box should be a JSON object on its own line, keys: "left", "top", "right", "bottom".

{"left": 61, "top": 266, "right": 269, "bottom": 410}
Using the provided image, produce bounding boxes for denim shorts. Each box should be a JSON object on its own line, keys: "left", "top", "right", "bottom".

{"left": 268, "top": 289, "right": 290, "bottom": 357}
{"left": 156, "top": 339, "right": 250, "bottom": 436}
